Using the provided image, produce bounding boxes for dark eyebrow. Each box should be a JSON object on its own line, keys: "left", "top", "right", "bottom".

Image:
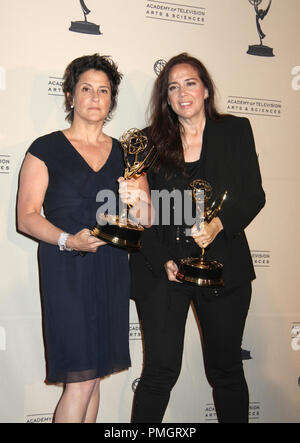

{"left": 168, "top": 77, "right": 199, "bottom": 86}
{"left": 79, "top": 81, "right": 110, "bottom": 88}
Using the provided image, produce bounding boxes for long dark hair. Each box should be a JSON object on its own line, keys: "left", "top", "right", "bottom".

{"left": 148, "top": 53, "right": 224, "bottom": 174}
{"left": 62, "top": 53, "right": 122, "bottom": 124}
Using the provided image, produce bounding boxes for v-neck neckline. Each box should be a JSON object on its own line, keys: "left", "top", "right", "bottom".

{"left": 58, "top": 130, "right": 114, "bottom": 174}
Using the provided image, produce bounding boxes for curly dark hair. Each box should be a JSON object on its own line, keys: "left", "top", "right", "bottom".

{"left": 62, "top": 53, "right": 123, "bottom": 124}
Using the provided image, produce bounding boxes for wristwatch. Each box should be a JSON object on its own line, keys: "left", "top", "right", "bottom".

{"left": 58, "top": 232, "right": 73, "bottom": 251}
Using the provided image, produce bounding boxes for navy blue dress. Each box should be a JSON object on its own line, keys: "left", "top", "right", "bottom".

{"left": 28, "top": 131, "right": 131, "bottom": 383}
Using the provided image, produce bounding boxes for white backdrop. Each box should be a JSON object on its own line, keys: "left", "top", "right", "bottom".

{"left": 0, "top": 0, "right": 299, "bottom": 423}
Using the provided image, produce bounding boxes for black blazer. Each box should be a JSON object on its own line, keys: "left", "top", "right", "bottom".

{"left": 130, "top": 115, "right": 265, "bottom": 298}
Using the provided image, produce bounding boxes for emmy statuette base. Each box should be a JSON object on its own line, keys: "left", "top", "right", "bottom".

{"left": 176, "top": 273, "right": 224, "bottom": 287}
{"left": 91, "top": 215, "right": 143, "bottom": 252}
{"left": 247, "top": 44, "right": 274, "bottom": 57}
{"left": 69, "top": 21, "right": 101, "bottom": 35}
{"left": 177, "top": 257, "right": 224, "bottom": 288}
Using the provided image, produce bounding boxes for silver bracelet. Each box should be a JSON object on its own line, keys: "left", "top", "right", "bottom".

{"left": 58, "top": 232, "right": 73, "bottom": 251}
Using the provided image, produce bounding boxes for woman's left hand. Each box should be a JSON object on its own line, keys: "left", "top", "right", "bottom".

{"left": 118, "top": 177, "right": 141, "bottom": 206}
{"left": 191, "top": 217, "right": 223, "bottom": 249}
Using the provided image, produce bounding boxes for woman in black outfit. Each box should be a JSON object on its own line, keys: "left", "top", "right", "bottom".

{"left": 130, "top": 53, "right": 265, "bottom": 423}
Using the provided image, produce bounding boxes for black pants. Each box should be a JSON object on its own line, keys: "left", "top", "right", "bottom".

{"left": 131, "top": 280, "right": 252, "bottom": 423}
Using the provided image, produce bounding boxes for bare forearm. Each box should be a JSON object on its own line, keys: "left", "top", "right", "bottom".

{"left": 17, "top": 212, "right": 62, "bottom": 245}
{"left": 18, "top": 211, "right": 106, "bottom": 252}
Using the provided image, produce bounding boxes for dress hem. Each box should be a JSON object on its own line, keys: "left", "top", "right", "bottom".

{"left": 45, "top": 364, "right": 131, "bottom": 385}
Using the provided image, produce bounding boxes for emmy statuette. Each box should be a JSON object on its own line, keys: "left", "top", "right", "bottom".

{"left": 247, "top": 0, "right": 274, "bottom": 57}
{"left": 69, "top": 0, "right": 102, "bottom": 35}
{"left": 176, "top": 179, "right": 227, "bottom": 287}
{"left": 90, "top": 129, "right": 157, "bottom": 251}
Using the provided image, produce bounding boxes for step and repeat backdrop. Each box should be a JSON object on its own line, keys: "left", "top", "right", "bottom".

{"left": 0, "top": 0, "right": 299, "bottom": 423}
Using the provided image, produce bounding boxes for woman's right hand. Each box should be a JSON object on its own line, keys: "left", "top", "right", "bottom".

{"left": 164, "top": 260, "right": 181, "bottom": 282}
{"left": 67, "top": 229, "right": 106, "bottom": 253}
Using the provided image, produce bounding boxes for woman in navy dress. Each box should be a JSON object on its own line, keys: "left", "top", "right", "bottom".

{"left": 17, "top": 54, "right": 151, "bottom": 422}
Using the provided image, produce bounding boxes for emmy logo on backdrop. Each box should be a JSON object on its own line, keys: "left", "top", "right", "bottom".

{"left": 69, "top": 0, "right": 102, "bottom": 35}
{"left": 247, "top": 0, "right": 274, "bottom": 57}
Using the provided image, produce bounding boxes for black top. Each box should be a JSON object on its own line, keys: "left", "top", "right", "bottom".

{"left": 149, "top": 124, "right": 208, "bottom": 263}
{"left": 130, "top": 115, "right": 265, "bottom": 297}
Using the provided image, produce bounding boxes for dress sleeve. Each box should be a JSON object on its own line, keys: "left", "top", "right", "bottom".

{"left": 27, "top": 136, "right": 48, "bottom": 163}
{"left": 218, "top": 118, "right": 265, "bottom": 238}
